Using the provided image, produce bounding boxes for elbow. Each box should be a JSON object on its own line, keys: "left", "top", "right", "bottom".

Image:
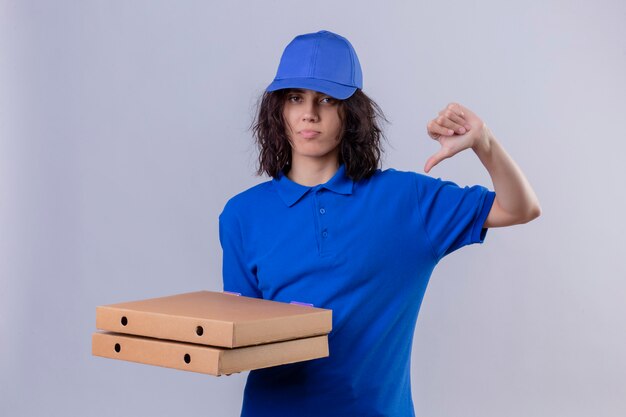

{"left": 530, "top": 200, "right": 542, "bottom": 220}
{"left": 489, "top": 198, "right": 541, "bottom": 227}
{"left": 521, "top": 203, "right": 542, "bottom": 224}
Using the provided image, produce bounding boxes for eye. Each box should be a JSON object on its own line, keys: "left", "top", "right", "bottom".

{"left": 287, "top": 95, "right": 302, "bottom": 103}
{"left": 320, "top": 96, "right": 337, "bottom": 105}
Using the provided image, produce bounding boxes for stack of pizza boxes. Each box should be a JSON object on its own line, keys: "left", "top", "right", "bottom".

{"left": 92, "top": 291, "right": 332, "bottom": 376}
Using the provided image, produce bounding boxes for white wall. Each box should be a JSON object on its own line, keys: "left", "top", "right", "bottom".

{"left": 1, "top": 0, "right": 625, "bottom": 416}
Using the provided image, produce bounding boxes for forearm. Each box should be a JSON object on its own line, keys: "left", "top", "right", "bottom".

{"left": 472, "top": 125, "right": 541, "bottom": 223}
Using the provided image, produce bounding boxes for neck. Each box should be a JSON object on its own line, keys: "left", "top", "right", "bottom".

{"left": 287, "top": 155, "right": 340, "bottom": 187}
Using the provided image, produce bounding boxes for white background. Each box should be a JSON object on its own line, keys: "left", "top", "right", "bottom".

{"left": 1, "top": 0, "right": 625, "bottom": 416}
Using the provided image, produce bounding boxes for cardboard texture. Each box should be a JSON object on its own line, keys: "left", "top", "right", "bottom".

{"left": 92, "top": 331, "right": 329, "bottom": 376}
{"left": 95, "top": 291, "right": 332, "bottom": 347}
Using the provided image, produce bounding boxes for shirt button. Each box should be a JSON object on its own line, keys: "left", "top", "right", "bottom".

{"left": 319, "top": 208, "right": 326, "bottom": 214}
{"left": 322, "top": 230, "right": 328, "bottom": 238}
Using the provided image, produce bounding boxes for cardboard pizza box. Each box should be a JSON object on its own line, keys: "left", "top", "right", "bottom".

{"left": 95, "top": 291, "right": 332, "bottom": 348}
{"left": 92, "top": 331, "right": 329, "bottom": 376}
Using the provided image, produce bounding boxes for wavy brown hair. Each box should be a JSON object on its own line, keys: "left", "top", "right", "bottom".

{"left": 251, "top": 89, "right": 387, "bottom": 181}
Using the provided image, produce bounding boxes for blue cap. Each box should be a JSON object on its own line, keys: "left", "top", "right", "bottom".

{"left": 266, "top": 30, "right": 363, "bottom": 100}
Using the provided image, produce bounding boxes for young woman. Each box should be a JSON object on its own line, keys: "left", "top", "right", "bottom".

{"left": 219, "top": 30, "right": 540, "bottom": 417}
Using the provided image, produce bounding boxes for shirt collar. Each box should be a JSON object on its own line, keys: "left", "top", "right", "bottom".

{"left": 273, "top": 165, "right": 354, "bottom": 207}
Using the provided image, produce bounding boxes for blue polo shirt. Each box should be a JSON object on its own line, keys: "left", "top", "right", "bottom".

{"left": 219, "top": 165, "right": 495, "bottom": 417}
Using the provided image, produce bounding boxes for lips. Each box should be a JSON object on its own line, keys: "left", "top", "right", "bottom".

{"left": 299, "top": 130, "right": 321, "bottom": 139}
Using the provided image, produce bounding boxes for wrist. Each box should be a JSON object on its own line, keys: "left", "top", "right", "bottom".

{"left": 472, "top": 124, "right": 494, "bottom": 155}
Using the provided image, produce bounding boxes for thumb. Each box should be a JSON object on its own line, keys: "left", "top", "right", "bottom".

{"left": 424, "top": 148, "right": 449, "bottom": 173}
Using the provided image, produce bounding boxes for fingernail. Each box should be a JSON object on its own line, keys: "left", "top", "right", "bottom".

{"left": 458, "top": 127, "right": 466, "bottom": 134}
{"left": 448, "top": 129, "right": 454, "bottom": 135}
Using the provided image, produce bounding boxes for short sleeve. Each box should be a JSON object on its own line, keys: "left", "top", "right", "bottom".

{"left": 219, "top": 204, "right": 263, "bottom": 298}
{"left": 414, "top": 174, "right": 496, "bottom": 260}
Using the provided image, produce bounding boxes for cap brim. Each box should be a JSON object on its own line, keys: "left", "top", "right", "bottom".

{"left": 266, "top": 78, "right": 357, "bottom": 100}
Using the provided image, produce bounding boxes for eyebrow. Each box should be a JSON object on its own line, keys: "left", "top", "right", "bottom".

{"left": 288, "top": 89, "right": 328, "bottom": 97}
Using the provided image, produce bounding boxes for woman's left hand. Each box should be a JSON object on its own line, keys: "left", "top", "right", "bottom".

{"left": 424, "top": 102, "right": 489, "bottom": 173}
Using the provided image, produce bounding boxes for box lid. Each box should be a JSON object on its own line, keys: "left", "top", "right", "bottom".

{"left": 96, "top": 291, "right": 332, "bottom": 348}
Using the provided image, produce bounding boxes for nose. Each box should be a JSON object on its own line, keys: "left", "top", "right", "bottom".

{"left": 301, "top": 101, "right": 319, "bottom": 122}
